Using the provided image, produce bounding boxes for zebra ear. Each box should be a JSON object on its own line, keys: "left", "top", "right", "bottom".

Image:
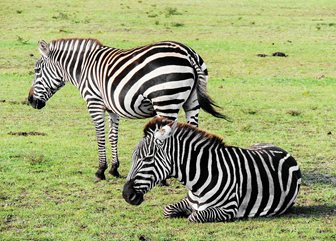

{"left": 38, "top": 40, "right": 50, "bottom": 58}
{"left": 168, "top": 120, "right": 178, "bottom": 132}
{"left": 154, "top": 121, "right": 177, "bottom": 141}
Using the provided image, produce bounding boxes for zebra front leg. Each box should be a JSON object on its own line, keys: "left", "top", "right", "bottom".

{"left": 188, "top": 204, "right": 238, "bottom": 223}
{"left": 164, "top": 198, "right": 192, "bottom": 218}
{"left": 107, "top": 111, "right": 120, "bottom": 177}
{"left": 89, "top": 106, "right": 108, "bottom": 181}
{"left": 188, "top": 188, "right": 239, "bottom": 222}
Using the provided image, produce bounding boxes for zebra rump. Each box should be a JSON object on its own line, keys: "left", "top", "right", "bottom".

{"left": 123, "top": 118, "right": 301, "bottom": 222}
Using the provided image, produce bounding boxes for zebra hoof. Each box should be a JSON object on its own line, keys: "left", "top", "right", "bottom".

{"left": 109, "top": 166, "right": 120, "bottom": 178}
{"left": 95, "top": 170, "right": 106, "bottom": 181}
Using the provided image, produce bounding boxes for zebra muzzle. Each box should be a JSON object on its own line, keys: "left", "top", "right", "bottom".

{"left": 28, "top": 95, "right": 45, "bottom": 109}
{"left": 122, "top": 180, "right": 144, "bottom": 206}
{"left": 28, "top": 87, "right": 46, "bottom": 109}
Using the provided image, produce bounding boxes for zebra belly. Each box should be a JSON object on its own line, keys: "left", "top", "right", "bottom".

{"left": 104, "top": 63, "right": 195, "bottom": 118}
{"left": 104, "top": 95, "right": 155, "bottom": 118}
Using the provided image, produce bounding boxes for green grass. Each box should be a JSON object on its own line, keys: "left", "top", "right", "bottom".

{"left": 0, "top": 0, "right": 335, "bottom": 240}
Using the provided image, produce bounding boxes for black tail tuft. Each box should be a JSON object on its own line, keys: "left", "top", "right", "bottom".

{"left": 188, "top": 51, "right": 231, "bottom": 122}
{"left": 196, "top": 87, "right": 231, "bottom": 122}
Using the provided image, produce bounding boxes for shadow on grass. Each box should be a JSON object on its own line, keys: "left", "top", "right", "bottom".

{"left": 288, "top": 204, "right": 336, "bottom": 218}
{"left": 302, "top": 171, "right": 336, "bottom": 186}
{"left": 285, "top": 171, "right": 336, "bottom": 218}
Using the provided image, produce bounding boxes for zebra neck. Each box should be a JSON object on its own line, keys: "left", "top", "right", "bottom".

{"left": 169, "top": 133, "right": 223, "bottom": 192}
{"left": 49, "top": 39, "right": 102, "bottom": 88}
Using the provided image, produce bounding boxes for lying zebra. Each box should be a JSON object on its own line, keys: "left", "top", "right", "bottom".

{"left": 123, "top": 118, "right": 301, "bottom": 222}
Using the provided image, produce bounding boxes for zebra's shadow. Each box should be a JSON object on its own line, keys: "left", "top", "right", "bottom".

{"left": 301, "top": 171, "right": 336, "bottom": 187}
{"left": 288, "top": 204, "right": 336, "bottom": 218}
{"left": 287, "top": 171, "right": 336, "bottom": 218}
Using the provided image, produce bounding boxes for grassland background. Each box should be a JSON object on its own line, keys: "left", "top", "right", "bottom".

{"left": 0, "top": 0, "right": 335, "bottom": 240}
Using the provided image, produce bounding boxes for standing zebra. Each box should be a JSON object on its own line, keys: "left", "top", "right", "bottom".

{"left": 123, "top": 118, "right": 301, "bottom": 222}
{"left": 28, "top": 38, "right": 227, "bottom": 180}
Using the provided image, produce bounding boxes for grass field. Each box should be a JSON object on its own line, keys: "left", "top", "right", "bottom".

{"left": 1, "top": 0, "right": 335, "bottom": 240}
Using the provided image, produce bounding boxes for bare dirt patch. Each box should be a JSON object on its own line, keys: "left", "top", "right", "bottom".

{"left": 8, "top": 131, "right": 47, "bottom": 136}
{"left": 287, "top": 110, "right": 301, "bottom": 116}
{"left": 256, "top": 52, "right": 288, "bottom": 57}
{"left": 303, "top": 172, "right": 336, "bottom": 186}
{"left": 0, "top": 99, "right": 29, "bottom": 105}
{"left": 272, "top": 52, "right": 288, "bottom": 57}
{"left": 139, "top": 235, "right": 151, "bottom": 241}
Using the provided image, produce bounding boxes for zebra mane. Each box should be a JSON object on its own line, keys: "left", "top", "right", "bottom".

{"left": 143, "top": 117, "right": 172, "bottom": 135}
{"left": 144, "top": 117, "right": 225, "bottom": 146}
{"left": 49, "top": 38, "right": 103, "bottom": 51}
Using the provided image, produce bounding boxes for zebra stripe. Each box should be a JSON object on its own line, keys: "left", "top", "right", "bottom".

{"left": 123, "top": 118, "right": 301, "bottom": 223}
{"left": 28, "top": 38, "right": 226, "bottom": 180}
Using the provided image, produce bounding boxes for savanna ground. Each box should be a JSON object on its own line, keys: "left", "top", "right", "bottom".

{"left": 0, "top": 0, "right": 335, "bottom": 240}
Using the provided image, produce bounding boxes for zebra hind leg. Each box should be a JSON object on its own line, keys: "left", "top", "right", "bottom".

{"left": 107, "top": 112, "right": 121, "bottom": 178}
{"left": 183, "top": 91, "right": 200, "bottom": 127}
{"left": 164, "top": 198, "right": 192, "bottom": 218}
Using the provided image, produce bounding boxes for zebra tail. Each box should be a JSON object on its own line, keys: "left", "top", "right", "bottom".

{"left": 191, "top": 57, "right": 231, "bottom": 121}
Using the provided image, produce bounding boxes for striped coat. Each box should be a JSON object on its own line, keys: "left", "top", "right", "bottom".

{"left": 123, "top": 118, "right": 301, "bottom": 222}
{"left": 28, "top": 39, "right": 226, "bottom": 180}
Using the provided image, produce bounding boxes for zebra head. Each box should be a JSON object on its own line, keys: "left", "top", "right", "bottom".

{"left": 28, "top": 40, "right": 65, "bottom": 109}
{"left": 123, "top": 119, "right": 177, "bottom": 206}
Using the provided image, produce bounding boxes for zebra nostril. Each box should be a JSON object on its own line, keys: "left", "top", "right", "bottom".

{"left": 122, "top": 180, "right": 144, "bottom": 205}
{"left": 36, "top": 99, "right": 46, "bottom": 109}
{"left": 130, "top": 194, "right": 136, "bottom": 202}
